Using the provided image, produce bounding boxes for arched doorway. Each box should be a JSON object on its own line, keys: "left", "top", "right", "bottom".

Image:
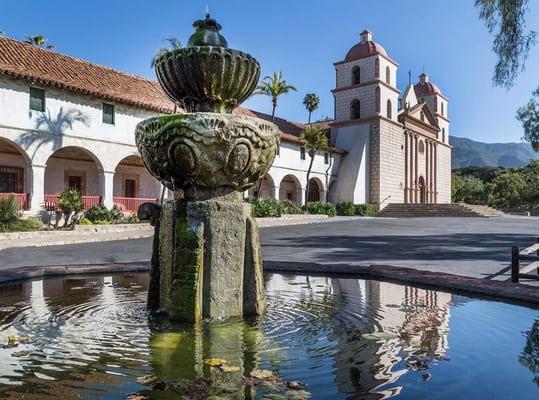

{"left": 0, "top": 138, "right": 31, "bottom": 210}
{"left": 418, "top": 176, "right": 426, "bottom": 204}
{"left": 307, "top": 177, "right": 323, "bottom": 202}
{"left": 44, "top": 146, "right": 103, "bottom": 210}
{"left": 113, "top": 155, "right": 160, "bottom": 212}
{"left": 279, "top": 175, "right": 301, "bottom": 204}
{"left": 248, "top": 174, "right": 275, "bottom": 199}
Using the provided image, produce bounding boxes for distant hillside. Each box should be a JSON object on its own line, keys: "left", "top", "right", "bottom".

{"left": 450, "top": 136, "right": 538, "bottom": 169}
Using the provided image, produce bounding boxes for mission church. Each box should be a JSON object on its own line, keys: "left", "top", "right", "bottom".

{"left": 0, "top": 29, "right": 450, "bottom": 214}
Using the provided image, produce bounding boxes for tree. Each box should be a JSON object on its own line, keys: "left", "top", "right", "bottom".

{"left": 475, "top": 0, "right": 536, "bottom": 89}
{"left": 300, "top": 125, "right": 329, "bottom": 205}
{"left": 517, "top": 86, "right": 539, "bottom": 151}
{"left": 451, "top": 174, "right": 487, "bottom": 204}
{"left": 24, "top": 34, "right": 54, "bottom": 49}
{"left": 303, "top": 93, "right": 320, "bottom": 123}
{"left": 254, "top": 71, "right": 296, "bottom": 122}
{"left": 487, "top": 171, "right": 527, "bottom": 209}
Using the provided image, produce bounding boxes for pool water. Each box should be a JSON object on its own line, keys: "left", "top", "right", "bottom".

{"left": 0, "top": 273, "right": 537, "bottom": 399}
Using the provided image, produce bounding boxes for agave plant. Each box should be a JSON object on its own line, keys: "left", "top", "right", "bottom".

{"left": 0, "top": 194, "right": 19, "bottom": 223}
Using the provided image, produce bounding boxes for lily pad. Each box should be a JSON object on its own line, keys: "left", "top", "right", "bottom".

{"left": 361, "top": 332, "right": 397, "bottom": 341}
{"left": 251, "top": 369, "right": 280, "bottom": 381}
{"left": 204, "top": 358, "right": 229, "bottom": 367}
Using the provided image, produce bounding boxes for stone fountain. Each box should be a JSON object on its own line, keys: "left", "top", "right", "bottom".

{"left": 135, "top": 13, "right": 279, "bottom": 322}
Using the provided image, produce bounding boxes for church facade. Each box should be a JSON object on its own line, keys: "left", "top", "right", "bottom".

{"left": 0, "top": 30, "right": 450, "bottom": 215}
{"left": 330, "top": 30, "right": 451, "bottom": 207}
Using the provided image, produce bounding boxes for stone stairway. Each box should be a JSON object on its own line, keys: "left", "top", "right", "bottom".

{"left": 379, "top": 203, "right": 504, "bottom": 218}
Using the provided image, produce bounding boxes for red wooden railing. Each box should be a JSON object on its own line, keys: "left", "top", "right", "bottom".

{"left": 44, "top": 194, "right": 102, "bottom": 211}
{"left": 113, "top": 197, "right": 158, "bottom": 212}
{"left": 0, "top": 192, "right": 29, "bottom": 210}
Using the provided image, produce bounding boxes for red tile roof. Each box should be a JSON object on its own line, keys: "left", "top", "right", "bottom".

{"left": 0, "top": 36, "right": 344, "bottom": 153}
{"left": 414, "top": 82, "right": 443, "bottom": 98}
{"left": 0, "top": 36, "right": 175, "bottom": 113}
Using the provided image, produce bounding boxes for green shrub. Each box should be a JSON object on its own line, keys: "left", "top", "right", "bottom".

{"left": 355, "top": 203, "right": 378, "bottom": 216}
{"left": 304, "top": 202, "right": 336, "bottom": 217}
{"left": 119, "top": 213, "right": 142, "bottom": 224}
{"left": 280, "top": 200, "right": 303, "bottom": 214}
{"left": 57, "top": 189, "right": 84, "bottom": 227}
{"left": 322, "top": 202, "right": 337, "bottom": 217}
{"left": 336, "top": 201, "right": 356, "bottom": 216}
{"left": 93, "top": 220, "right": 109, "bottom": 225}
{"left": 110, "top": 204, "right": 124, "bottom": 224}
{"left": 0, "top": 217, "right": 42, "bottom": 232}
{"left": 248, "top": 197, "right": 281, "bottom": 218}
{"left": 77, "top": 218, "right": 93, "bottom": 225}
{"left": 85, "top": 205, "right": 110, "bottom": 223}
{"left": 0, "top": 194, "right": 19, "bottom": 223}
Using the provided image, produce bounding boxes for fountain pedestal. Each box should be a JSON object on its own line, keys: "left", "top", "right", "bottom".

{"left": 156, "top": 194, "right": 265, "bottom": 321}
{"left": 136, "top": 14, "right": 279, "bottom": 321}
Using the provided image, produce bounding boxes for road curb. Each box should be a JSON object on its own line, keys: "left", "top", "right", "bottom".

{"left": 0, "top": 260, "right": 537, "bottom": 306}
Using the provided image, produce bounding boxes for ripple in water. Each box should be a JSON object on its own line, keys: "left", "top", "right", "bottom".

{"left": 0, "top": 273, "right": 537, "bottom": 399}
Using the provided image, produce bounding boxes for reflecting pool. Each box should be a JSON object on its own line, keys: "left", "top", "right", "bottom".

{"left": 0, "top": 273, "right": 537, "bottom": 399}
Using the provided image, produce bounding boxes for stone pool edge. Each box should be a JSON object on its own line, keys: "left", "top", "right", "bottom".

{"left": 0, "top": 260, "right": 537, "bottom": 305}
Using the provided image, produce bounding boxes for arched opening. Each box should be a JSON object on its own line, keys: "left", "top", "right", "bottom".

{"left": 441, "top": 101, "right": 444, "bottom": 116}
{"left": 418, "top": 140, "right": 425, "bottom": 154}
{"left": 386, "top": 99, "right": 392, "bottom": 119}
{"left": 248, "top": 174, "right": 275, "bottom": 199}
{"left": 375, "top": 87, "right": 380, "bottom": 113}
{"left": 307, "top": 177, "right": 323, "bottom": 202}
{"left": 352, "top": 66, "right": 361, "bottom": 84}
{"left": 44, "top": 146, "right": 103, "bottom": 210}
{"left": 279, "top": 175, "right": 301, "bottom": 204}
{"left": 420, "top": 111, "right": 425, "bottom": 122}
{"left": 442, "top": 128, "right": 446, "bottom": 143}
{"left": 418, "top": 176, "right": 426, "bottom": 204}
{"left": 0, "top": 138, "right": 31, "bottom": 210}
{"left": 350, "top": 99, "right": 361, "bottom": 120}
{"left": 375, "top": 58, "right": 380, "bottom": 78}
{"left": 113, "top": 154, "right": 160, "bottom": 212}
{"left": 385, "top": 66, "right": 391, "bottom": 84}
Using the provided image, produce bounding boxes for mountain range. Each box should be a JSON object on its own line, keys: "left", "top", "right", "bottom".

{"left": 450, "top": 136, "right": 538, "bottom": 169}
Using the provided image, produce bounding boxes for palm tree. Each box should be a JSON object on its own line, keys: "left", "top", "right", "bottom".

{"left": 300, "top": 125, "right": 329, "bottom": 205}
{"left": 303, "top": 93, "right": 320, "bottom": 123}
{"left": 24, "top": 34, "right": 54, "bottom": 49}
{"left": 254, "top": 71, "right": 296, "bottom": 122}
{"left": 151, "top": 36, "right": 182, "bottom": 68}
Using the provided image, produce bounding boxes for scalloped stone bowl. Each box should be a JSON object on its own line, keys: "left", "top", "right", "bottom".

{"left": 135, "top": 113, "right": 280, "bottom": 198}
{"left": 154, "top": 47, "right": 260, "bottom": 113}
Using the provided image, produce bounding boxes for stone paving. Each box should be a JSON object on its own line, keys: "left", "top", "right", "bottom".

{"left": 0, "top": 216, "right": 537, "bottom": 286}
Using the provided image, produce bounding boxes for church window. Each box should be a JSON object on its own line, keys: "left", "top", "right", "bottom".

{"left": 300, "top": 147, "right": 306, "bottom": 160}
{"left": 375, "top": 87, "right": 380, "bottom": 113}
{"left": 442, "top": 128, "right": 446, "bottom": 142}
{"left": 324, "top": 152, "right": 329, "bottom": 164}
{"left": 386, "top": 99, "right": 392, "bottom": 119}
{"left": 385, "top": 66, "right": 390, "bottom": 85}
{"left": 350, "top": 99, "right": 361, "bottom": 119}
{"left": 375, "top": 58, "right": 380, "bottom": 78}
{"left": 352, "top": 66, "right": 361, "bottom": 84}
{"left": 441, "top": 102, "right": 445, "bottom": 116}
{"left": 420, "top": 111, "right": 425, "bottom": 122}
{"left": 418, "top": 140, "right": 425, "bottom": 154}
{"left": 434, "top": 98, "right": 438, "bottom": 112}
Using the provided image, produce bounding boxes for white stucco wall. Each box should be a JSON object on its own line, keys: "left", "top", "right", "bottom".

{"left": 331, "top": 124, "right": 370, "bottom": 203}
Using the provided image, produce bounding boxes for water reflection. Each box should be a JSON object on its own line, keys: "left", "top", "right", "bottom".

{"left": 0, "top": 273, "right": 537, "bottom": 399}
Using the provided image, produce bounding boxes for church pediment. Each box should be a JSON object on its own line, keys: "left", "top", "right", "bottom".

{"left": 400, "top": 101, "right": 439, "bottom": 129}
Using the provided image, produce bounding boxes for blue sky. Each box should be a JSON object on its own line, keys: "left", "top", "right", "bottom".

{"left": 1, "top": 0, "right": 537, "bottom": 143}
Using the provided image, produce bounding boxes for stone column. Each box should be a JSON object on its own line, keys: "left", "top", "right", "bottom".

{"left": 404, "top": 132, "right": 409, "bottom": 203}
{"left": 414, "top": 135, "right": 418, "bottom": 203}
{"left": 29, "top": 164, "right": 46, "bottom": 214}
{"left": 425, "top": 140, "right": 430, "bottom": 203}
{"left": 299, "top": 187, "right": 306, "bottom": 206}
{"left": 430, "top": 142, "right": 434, "bottom": 203}
{"left": 434, "top": 144, "right": 438, "bottom": 203}
{"left": 273, "top": 186, "right": 280, "bottom": 200}
{"left": 100, "top": 170, "right": 115, "bottom": 208}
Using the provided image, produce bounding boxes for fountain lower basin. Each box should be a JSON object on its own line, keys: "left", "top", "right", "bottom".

{"left": 0, "top": 272, "right": 537, "bottom": 399}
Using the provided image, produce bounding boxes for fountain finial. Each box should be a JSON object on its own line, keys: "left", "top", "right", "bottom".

{"left": 188, "top": 10, "right": 228, "bottom": 47}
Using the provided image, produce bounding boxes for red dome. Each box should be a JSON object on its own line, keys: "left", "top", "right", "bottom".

{"left": 413, "top": 82, "right": 442, "bottom": 98}
{"left": 345, "top": 41, "right": 387, "bottom": 61}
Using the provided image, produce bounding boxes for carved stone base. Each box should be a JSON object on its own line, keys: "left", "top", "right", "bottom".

{"left": 155, "top": 198, "right": 266, "bottom": 321}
